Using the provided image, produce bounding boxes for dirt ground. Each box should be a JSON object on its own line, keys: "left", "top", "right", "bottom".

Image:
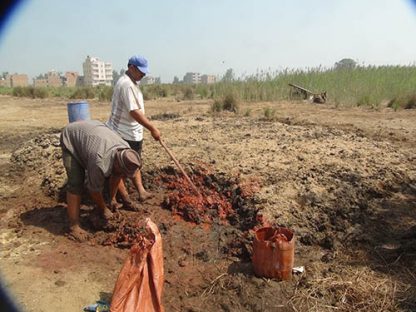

{"left": 0, "top": 94, "right": 415, "bottom": 312}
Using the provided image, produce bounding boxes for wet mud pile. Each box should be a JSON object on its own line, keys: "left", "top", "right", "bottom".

{"left": 88, "top": 164, "right": 263, "bottom": 260}
{"left": 160, "top": 165, "right": 231, "bottom": 224}
{"left": 159, "top": 164, "right": 262, "bottom": 229}
{"left": 9, "top": 135, "right": 261, "bottom": 259}
{"left": 90, "top": 213, "right": 147, "bottom": 248}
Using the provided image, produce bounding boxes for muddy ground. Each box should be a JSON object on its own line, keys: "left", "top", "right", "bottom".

{"left": 0, "top": 95, "right": 415, "bottom": 312}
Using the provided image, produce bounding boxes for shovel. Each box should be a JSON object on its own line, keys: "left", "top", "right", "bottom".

{"left": 159, "top": 139, "right": 201, "bottom": 197}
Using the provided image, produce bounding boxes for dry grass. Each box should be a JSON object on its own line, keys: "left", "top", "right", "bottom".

{"left": 289, "top": 259, "right": 416, "bottom": 312}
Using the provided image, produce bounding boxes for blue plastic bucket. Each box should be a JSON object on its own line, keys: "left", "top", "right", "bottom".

{"left": 67, "top": 101, "right": 91, "bottom": 123}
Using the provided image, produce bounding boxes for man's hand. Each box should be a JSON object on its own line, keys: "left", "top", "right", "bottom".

{"left": 151, "top": 128, "right": 161, "bottom": 141}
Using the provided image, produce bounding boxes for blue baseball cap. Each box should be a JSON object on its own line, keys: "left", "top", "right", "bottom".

{"left": 128, "top": 55, "right": 149, "bottom": 74}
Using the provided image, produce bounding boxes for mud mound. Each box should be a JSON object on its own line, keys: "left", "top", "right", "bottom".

{"left": 10, "top": 132, "right": 66, "bottom": 199}
{"left": 92, "top": 212, "right": 150, "bottom": 248}
{"left": 85, "top": 164, "right": 263, "bottom": 261}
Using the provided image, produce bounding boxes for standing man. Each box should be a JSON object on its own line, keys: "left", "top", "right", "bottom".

{"left": 107, "top": 55, "right": 161, "bottom": 208}
{"left": 61, "top": 120, "right": 142, "bottom": 241}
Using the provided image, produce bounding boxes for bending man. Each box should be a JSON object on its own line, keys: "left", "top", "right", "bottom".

{"left": 60, "top": 120, "right": 142, "bottom": 241}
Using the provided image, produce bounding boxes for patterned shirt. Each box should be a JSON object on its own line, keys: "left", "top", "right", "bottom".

{"left": 60, "top": 120, "right": 130, "bottom": 192}
{"left": 106, "top": 74, "right": 145, "bottom": 141}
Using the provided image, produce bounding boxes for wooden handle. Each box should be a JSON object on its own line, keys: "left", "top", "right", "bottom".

{"left": 159, "top": 139, "right": 201, "bottom": 196}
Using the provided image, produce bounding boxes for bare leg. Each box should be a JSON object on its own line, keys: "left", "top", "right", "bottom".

{"left": 132, "top": 170, "right": 152, "bottom": 201}
{"left": 117, "top": 179, "right": 131, "bottom": 203}
{"left": 66, "top": 191, "right": 89, "bottom": 241}
{"left": 109, "top": 175, "right": 123, "bottom": 211}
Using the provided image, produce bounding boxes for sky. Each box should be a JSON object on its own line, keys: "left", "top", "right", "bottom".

{"left": 0, "top": 0, "right": 416, "bottom": 83}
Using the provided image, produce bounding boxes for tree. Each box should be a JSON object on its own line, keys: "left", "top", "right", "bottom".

{"left": 222, "top": 68, "right": 235, "bottom": 82}
{"left": 334, "top": 58, "right": 357, "bottom": 70}
{"left": 173, "top": 76, "right": 180, "bottom": 84}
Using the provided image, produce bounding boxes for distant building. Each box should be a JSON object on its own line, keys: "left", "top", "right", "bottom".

{"left": 201, "top": 74, "right": 216, "bottom": 84}
{"left": 47, "top": 71, "right": 62, "bottom": 87}
{"left": 141, "top": 76, "right": 156, "bottom": 85}
{"left": 83, "top": 55, "right": 113, "bottom": 86}
{"left": 0, "top": 77, "right": 11, "bottom": 87}
{"left": 141, "top": 76, "right": 161, "bottom": 85}
{"left": 9, "top": 74, "right": 29, "bottom": 87}
{"left": 32, "top": 71, "right": 63, "bottom": 87}
{"left": 183, "top": 72, "right": 201, "bottom": 84}
{"left": 33, "top": 78, "right": 47, "bottom": 88}
{"left": 63, "top": 71, "right": 79, "bottom": 87}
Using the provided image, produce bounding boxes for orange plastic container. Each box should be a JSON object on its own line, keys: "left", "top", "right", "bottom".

{"left": 252, "top": 227, "right": 295, "bottom": 280}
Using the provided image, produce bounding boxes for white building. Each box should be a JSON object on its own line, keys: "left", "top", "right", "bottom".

{"left": 141, "top": 76, "right": 156, "bottom": 85}
{"left": 82, "top": 56, "right": 113, "bottom": 86}
{"left": 201, "top": 74, "right": 217, "bottom": 84}
{"left": 183, "top": 72, "right": 201, "bottom": 84}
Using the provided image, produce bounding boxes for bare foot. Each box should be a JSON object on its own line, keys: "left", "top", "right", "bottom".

{"left": 102, "top": 207, "right": 114, "bottom": 220}
{"left": 123, "top": 200, "right": 141, "bottom": 211}
{"left": 138, "top": 190, "right": 154, "bottom": 202}
{"left": 110, "top": 200, "right": 123, "bottom": 211}
{"left": 67, "top": 225, "right": 90, "bottom": 242}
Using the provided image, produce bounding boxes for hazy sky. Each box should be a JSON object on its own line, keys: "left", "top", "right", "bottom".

{"left": 0, "top": 0, "right": 416, "bottom": 83}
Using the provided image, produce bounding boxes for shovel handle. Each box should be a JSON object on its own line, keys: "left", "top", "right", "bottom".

{"left": 159, "top": 139, "right": 201, "bottom": 196}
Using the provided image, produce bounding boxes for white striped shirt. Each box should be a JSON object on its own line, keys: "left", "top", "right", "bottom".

{"left": 106, "top": 74, "right": 145, "bottom": 141}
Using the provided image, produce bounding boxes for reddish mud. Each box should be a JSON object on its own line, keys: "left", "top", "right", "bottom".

{"left": 160, "top": 164, "right": 235, "bottom": 225}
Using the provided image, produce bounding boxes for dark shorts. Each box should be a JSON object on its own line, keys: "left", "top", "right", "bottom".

{"left": 125, "top": 139, "right": 143, "bottom": 157}
{"left": 62, "top": 148, "right": 85, "bottom": 195}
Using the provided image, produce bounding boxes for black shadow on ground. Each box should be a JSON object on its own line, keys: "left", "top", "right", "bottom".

{"left": 19, "top": 204, "right": 96, "bottom": 237}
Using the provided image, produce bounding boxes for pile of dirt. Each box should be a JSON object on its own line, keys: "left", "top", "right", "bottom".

{"left": 10, "top": 132, "right": 66, "bottom": 199}
{"left": 159, "top": 164, "right": 260, "bottom": 227}
{"left": 10, "top": 135, "right": 262, "bottom": 261}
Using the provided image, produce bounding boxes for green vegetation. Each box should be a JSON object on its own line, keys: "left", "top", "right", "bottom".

{"left": 11, "top": 86, "right": 49, "bottom": 98}
{"left": 210, "top": 93, "right": 239, "bottom": 113}
{"left": 387, "top": 94, "right": 416, "bottom": 111}
{"left": 1, "top": 65, "right": 416, "bottom": 110}
{"left": 209, "top": 65, "right": 416, "bottom": 108}
{"left": 263, "top": 107, "right": 277, "bottom": 120}
{"left": 210, "top": 65, "right": 416, "bottom": 109}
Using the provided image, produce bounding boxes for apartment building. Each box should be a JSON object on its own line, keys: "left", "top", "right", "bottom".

{"left": 201, "top": 74, "right": 217, "bottom": 84}
{"left": 83, "top": 56, "right": 113, "bottom": 86}
{"left": 63, "top": 71, "right": 79, "bottom": 87}
{"left": 183, "top": 72, "right": 201, "bottom": 84}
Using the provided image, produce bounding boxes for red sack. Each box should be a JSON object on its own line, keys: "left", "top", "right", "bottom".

{"left": 110, "top": 218, "right": 164, "bottom": 312}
